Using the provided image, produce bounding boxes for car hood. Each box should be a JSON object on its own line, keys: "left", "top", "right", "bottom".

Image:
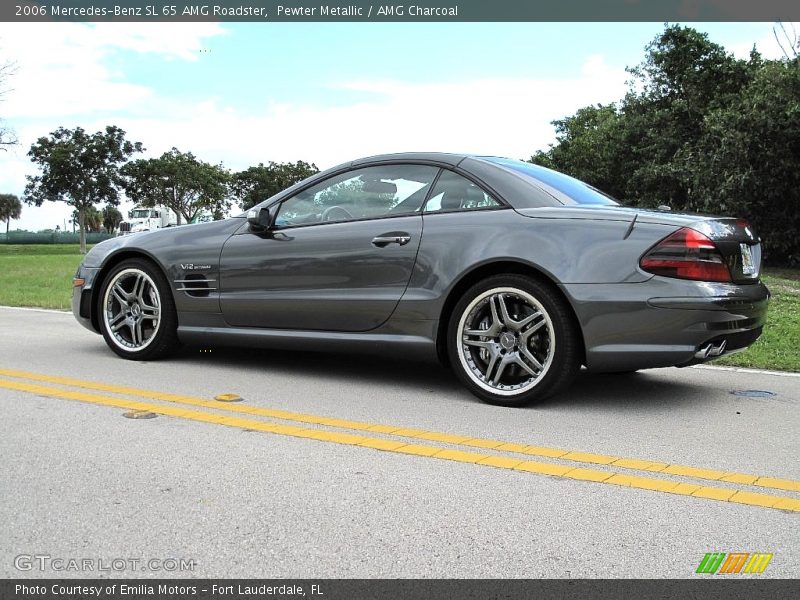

{"left": 83, "top": 218, "right": 243, "bottom": 268}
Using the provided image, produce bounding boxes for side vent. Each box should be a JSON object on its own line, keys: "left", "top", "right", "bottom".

{"left": 174, "top": 274, "right": 216, "bottom": 298}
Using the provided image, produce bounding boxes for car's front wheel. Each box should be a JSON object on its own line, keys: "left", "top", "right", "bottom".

{"left": 447, "top": 275, "right": 581, "bottom": 407}
{"left": 97, "top": 259, "right": 180, "bottom": 360}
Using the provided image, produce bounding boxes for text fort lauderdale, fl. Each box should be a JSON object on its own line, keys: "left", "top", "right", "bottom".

{"left": 17, "top": 583, "right": 320, "bottom": 596}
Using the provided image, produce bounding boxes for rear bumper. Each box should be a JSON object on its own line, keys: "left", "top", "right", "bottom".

{"left": 561, "top": 278, "right": 769, "bottom": 372}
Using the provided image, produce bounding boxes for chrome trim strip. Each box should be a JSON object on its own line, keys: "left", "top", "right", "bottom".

{"left": 173, "top": 279, "right": 217, "bottom": 283}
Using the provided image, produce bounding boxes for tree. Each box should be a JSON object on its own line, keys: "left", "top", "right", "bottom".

{"left": 71, "top": 207, "right": 102, "bottom": 232}
{"left": 122, "top": 148, "right": 230, "bottom": 225}
{"left": 102, "top": 204, "right": 123, "bottom": 233}
{"left": 531, "top": 24, "right": 800, "bottom": 264}
{"left": 0, "top": 58, "right": 17, "bottom": 151}
{"left": 230, "top": 161, "right": 319, "bottom": 210}
{"left": 773, "top": 21, "right": 798, "bottom": 59}
{"left": 0, "top": 193, "right": 21, "bottom": 234}
{"left": 24, "top": 125, "right": 143, "bottom": 253}
{"left": 530, "top": 104, "right": 629, "bottom": 200}
{"left": 690, "top": 57, "right": 800, "bottom": 263}
{"left": 621, "top": 26, "right": 752, "bottom": 209}
{"left": 533, "top": 26, "right": 752, "bottom": 206}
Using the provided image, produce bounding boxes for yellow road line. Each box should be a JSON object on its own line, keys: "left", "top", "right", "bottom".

{"left": 1, "top": 376, "right": 799, "bottom": 514}
{"left": 1, "top": 367, "right": 799, "bottom": 494}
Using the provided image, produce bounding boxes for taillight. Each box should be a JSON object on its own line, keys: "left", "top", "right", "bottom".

{"left": 640, "top": 227, "right": 732, "bottom": 283}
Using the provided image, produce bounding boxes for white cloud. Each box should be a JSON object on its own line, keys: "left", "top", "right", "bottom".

{"left": 0, "top": 23, "right": 226, "bottom": 230}
{"left": 86, "top": 23, "right": 228, "bottom": 61}
{"left": 728, "top": 22, "right": 799, "bottom": 60}
{"left": 0, "top": 23, "right": 226, "bottom": 118}
{"left": 0, "top": 25, "right": 628, "bottom": 231}
{"left": 119, "top": 52, "right": 629, "bottom": 169}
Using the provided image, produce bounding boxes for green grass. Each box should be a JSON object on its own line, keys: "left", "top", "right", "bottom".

{"left": 0, "top": 244, "right": 94, "bottom": 256}
{"left": 1, "top": 245, "right": 798, "bottom": 372}
{"left": 716, "top": 269, "right": 800, "bottom": 372}
{"left": 0, "top": 245, "right": 89, "bottom": 310}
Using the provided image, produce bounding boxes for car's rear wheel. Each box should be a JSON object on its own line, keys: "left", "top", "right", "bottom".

{"left": 97, "top": 259, "right": 180, "bottom": 360}
{"left": 447, "top": 275, "right": 581, "bottom": 407}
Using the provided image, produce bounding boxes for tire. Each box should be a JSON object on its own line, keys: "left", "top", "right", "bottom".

{"left": 447, "top": 274, "right": 581, "bottom": 407}
{"left": 97, "top": 258, "right": 180, "bottom": 361}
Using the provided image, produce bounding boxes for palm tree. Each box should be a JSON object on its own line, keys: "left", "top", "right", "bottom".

{"left": 0, "top": 193, "right": 22, "bottom": 234}
{"left": 71, "top": 206, "right": 102, "bottom": 232}
{"left": 102, "top": 204, "right": 123, "bottom": 233}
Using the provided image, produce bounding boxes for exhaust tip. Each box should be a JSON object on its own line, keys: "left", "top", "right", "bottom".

{"left": 695, "top": 340, "right": 727, "bottom": 359}
{"left": 710, "top": 340, "right": 727, "bottom": 357}
{"left": 695, "top": 343, "right": 713, "bottom": 359}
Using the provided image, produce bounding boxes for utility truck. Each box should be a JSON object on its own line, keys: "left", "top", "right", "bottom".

{"left": 118, "top": 206, "right": 178, "bottom": 235}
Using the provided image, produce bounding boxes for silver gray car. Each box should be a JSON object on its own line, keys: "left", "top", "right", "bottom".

{"left": 72, "top": 153, "right": 769, "bottom": 406}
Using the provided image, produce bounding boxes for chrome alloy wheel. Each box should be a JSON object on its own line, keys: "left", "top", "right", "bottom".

{"left": 102, "top": 268, "right": 162, "bottom": 352}
{"left": 456, "top": 287, "right": 555, "bottom": 396}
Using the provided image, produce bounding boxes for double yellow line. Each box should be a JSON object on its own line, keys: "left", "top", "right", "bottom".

{"left": 0, "top": 367, "right": 798, "bottom": 513}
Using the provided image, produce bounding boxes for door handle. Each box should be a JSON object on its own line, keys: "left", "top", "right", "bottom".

{"left": 371, "top": 234, "right": 411, "bottom": 247}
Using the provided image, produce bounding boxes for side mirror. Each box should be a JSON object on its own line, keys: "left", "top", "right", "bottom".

{"left": 247, "top": 207, "right": 271, "bottom": 231}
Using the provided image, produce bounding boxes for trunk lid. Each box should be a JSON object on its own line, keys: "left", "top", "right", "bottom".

{"left": 515, "top": 206, "right": 763, "bottom": 283}
{"left": 690, "top": 218, "right": 762, "bottom": 283}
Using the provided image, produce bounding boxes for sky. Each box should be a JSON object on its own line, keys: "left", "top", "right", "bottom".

{"left": 0, "top": 21, "right": 793, "bottom": 231}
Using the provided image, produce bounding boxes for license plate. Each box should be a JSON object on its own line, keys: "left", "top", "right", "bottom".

{"left": 740, "top": 243, "right": 756, "bottom": 275}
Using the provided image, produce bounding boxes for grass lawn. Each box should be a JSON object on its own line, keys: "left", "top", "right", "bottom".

{"left": 1, "top": 244, "right": 798, "bottom": 372}
{"left": 0, "top": 244, "right": 89, "bottom": 310}
{"left": 716, "top": 268, "right": 800, "bottom": 372}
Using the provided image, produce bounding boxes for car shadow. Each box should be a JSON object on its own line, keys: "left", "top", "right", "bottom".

{"left": 171, "top": 345, "right": 708, "bottom": 411}
{"left": 541, "top": 370, "right": 705, "bottom": 411}
{"left": 173, "top": 345, "right": 457, "bottom": 392}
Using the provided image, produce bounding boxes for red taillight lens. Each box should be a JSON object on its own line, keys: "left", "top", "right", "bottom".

{"left": 640, "top": 227, "right": 732, "bottom": 283}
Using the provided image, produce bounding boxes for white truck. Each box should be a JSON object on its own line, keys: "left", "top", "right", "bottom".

{"left": 118, "top": 206, "right": 178, "bottom": 235}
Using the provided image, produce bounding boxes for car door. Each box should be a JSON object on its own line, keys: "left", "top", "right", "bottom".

{"left": 219, "top": 164, "right": 439, "bottom": 332}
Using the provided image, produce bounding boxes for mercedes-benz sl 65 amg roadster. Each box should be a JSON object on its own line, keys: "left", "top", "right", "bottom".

{"left": 72, "top": 153, "right": 769, "bottom": 406}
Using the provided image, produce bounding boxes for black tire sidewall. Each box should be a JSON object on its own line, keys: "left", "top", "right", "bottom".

{"left": 97, "top": 258, "right": 179, "bottom": 361}
{"left": 447, "top": 274, "right": 580, "bottom": 407}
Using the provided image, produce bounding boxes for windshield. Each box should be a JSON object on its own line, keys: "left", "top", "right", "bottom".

{"left": 481, "top": 157, "right": 619, "bottom": 206}
{"left": 131, "top": 209, "right": 156, "bottom": 218}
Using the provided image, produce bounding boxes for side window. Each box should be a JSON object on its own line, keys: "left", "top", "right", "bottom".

{"left": 275, "top": 164, "right": 438, "bottom": 227}
{"left": 423, "top": 170, "right": 502, "bottom": 213}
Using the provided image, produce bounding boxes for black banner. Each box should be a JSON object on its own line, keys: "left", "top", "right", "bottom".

{"left": 2, "top": 580, "right": 799, "bottom": 600}
{"left": 4, "top": 0, "right": 800, "bottom": 23}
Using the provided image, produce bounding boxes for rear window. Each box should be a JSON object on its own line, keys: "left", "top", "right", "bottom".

{"left": 481, "top": 157, "right": 619, "bottom": 206}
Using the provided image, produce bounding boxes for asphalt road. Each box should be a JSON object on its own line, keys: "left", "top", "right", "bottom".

{"left": 0, "top": 306, "right": 798, "bottom": 579}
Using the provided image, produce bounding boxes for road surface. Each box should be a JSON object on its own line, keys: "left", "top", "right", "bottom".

{"left": 0, "top": 307, "right": 797, "bottom": 578}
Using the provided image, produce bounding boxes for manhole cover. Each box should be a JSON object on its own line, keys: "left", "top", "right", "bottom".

{"left": 730, "top": 390, "right": 776, "bottom": 398}
{"left": 123, "top": 410, "right": 158, "bottom": 419}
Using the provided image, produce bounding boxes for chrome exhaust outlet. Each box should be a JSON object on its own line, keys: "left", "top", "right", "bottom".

{"left": 709, "top": 340, "right": 727, "bottom": 357}
{"left": 695, "top": 343, "right": 713, "bottom": 359}
{"left": 695, "top": 340, "right": 727, "bottom": 359}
